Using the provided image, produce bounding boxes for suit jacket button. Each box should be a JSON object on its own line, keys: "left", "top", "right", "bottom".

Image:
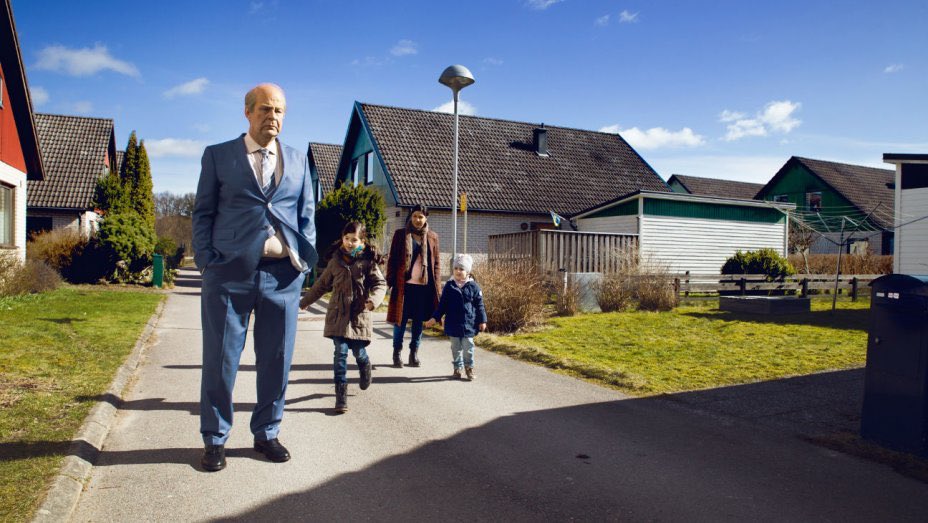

{"left": 267, "top": 202, "right": 273, "bottom": 209}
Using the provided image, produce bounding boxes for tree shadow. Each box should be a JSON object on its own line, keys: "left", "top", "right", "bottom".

{"left": 211, "top": 370, "right": 928, "bottom": 521}
{"left": 680, "top": 307, "right": 870, "bottom": 331}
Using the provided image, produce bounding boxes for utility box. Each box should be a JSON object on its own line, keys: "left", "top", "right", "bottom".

{"left": 152, "top": 254, "right": 164, "bottom": 288}
{"left": 861, "top": 274, "right": 928, "bottom": 455}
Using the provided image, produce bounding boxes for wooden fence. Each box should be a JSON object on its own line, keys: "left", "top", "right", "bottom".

{"left": 673, "top": 273, "right": 883, "bottom": 300}
{"left": 488, "top": 230, "right": 639, "bottom": 274}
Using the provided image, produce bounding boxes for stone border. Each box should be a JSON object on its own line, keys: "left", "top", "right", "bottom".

{"left": 32, "top": 298, "right": 167, "bottom": 523}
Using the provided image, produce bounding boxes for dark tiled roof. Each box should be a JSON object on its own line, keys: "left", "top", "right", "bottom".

{"left": 308, "top": 142, "right": 341, "bottom": 194}
{"left": 28, "top": 113, "right": 114, "bottom": 209}
{"left": 668, "top": 174, "right": 764, "bottom": 200}
{"left": 115, "top": 150, "right": 124, "bottom": 174}
{"left": 359, "top": 103, "right": 669, "bottom": 215}
{"left": 795, "top": 157, "right": 895, "bottom": 228}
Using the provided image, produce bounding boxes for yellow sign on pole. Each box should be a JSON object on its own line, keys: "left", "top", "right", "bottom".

{"left": 460, "top": 191, "right": 467, "bottom": 212}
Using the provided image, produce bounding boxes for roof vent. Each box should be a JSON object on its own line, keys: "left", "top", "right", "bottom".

{"left": 533, "top": 125, "right": 549, "bottom": 157}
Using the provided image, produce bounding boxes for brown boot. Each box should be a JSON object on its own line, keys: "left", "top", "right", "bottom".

{"left": 335, "top": 383, "right": 348, "bottom": 413}
{"left": 452, "top": 368, "right": 463, "bottom": 379}
{"left": 465, "top": 367, "right": 475, "bottom": 381}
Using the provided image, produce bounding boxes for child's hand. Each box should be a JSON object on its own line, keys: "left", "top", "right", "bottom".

{"left": 479, "top": 323, "right": 487, "bottom": 332}
{"left": 365, "top": 301, "right": 375, "bottom": 311}
{"left": 424, "top": 318, "right": 437, "bottom": 328}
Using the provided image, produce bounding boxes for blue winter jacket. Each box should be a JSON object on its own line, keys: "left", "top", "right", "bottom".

{"left": 432, "top": 278, "right": 488, "bottom": 338}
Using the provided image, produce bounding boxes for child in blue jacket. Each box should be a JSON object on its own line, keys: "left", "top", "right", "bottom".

{"left": 425, "top": 254, "right": 487, "bottom": 381}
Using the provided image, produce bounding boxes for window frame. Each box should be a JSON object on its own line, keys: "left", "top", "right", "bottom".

{"left": 365, "top": 152, "right": 375, "bottom": 185}
{"left": 0, "top": 183, "right": 14, "bottom": 248}
{"left": 806, "top": 191, "right": 822, "bottom": 212}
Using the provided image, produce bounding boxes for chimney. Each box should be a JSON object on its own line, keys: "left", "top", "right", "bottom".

{"left": 533, "top": 125, "right": 549, "bottom": 156}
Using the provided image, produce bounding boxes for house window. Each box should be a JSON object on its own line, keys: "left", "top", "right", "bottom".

{"left": 773, "top": 194, "right": 789, "bottom": 203}
{"left": 806, "top": 191, "right": 822, "bottom": 212}
{"left": 350, "top": 159, "right": 360, "bottom": 185}
{"left": 0, "top": 183, "right": 13, "bottom": 247}
{"left": 365, "top": 153, "right": 375, "bottom": 185}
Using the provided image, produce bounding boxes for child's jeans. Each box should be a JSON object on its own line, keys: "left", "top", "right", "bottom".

{"left": 449, "top": 336, "right": 475, "bottom": 370}
{"left": 333, "top": 337, "right": 369, "bottom": 384}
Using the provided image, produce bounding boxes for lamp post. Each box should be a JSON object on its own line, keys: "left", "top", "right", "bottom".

{"left": 438, "top": 64, "right": 475, "bottom": 261}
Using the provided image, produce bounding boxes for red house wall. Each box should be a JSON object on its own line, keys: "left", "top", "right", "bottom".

{"left": 0, "top": 62, "right": 27, "bottom": 173}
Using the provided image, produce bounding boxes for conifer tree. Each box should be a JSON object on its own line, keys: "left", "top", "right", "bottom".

{"left": 134, "top": 141, "right": 156, "bottom": 229}
{"left": 120, "top": 131, "right": 139, "bottom": 191}
{"left": 92, "top": 168, "right": 128, "bottom": 216}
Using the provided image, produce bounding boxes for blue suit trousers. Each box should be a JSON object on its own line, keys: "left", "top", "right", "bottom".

{"left": 200, "top": 258, "right": 304, "bottom": 445}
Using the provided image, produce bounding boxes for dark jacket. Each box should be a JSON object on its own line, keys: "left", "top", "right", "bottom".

{"left": 432, "top": 278, "right": 487, "bottom": 338}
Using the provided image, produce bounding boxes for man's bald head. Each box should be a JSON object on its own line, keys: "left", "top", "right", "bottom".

{"left": 245, "top": 83, "right": 285, "bottom": 112}
{"left": 244, "top": 83, "right": 287, "bottom": 147}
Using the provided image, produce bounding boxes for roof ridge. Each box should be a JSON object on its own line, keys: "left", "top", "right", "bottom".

{"left": 36, "top": 112, "right": 115, "bottom": 123}
{"left": 794, "top": 155, "right": 893, "bottom": 174}
{"left": 359, "top": 101, "right": 625, "bottom": 136}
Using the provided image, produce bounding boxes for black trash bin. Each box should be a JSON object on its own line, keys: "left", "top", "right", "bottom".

{"left": 860, "top": 274, "right": 928, "bottom": 455}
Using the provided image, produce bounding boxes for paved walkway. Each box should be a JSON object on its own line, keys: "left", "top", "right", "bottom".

{"left": 63, "top": 268, "right": 928, "bottom": 521}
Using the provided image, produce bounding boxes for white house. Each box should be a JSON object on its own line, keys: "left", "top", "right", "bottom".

{"left": 572, "top": 191, "right": 794, "bottom": 275}
{"left": 884, "top": 153, "right": 928, "bottom": 274}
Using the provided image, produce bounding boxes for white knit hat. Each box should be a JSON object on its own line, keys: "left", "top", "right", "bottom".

{"left": 453, "top": 253, "right": 473, "bottom": 273}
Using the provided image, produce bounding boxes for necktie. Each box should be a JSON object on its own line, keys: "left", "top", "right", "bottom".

{"left": 259, "top": 147, "right": 275, "bottom": 194}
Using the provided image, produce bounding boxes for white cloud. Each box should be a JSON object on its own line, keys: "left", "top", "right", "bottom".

{"left": 35, "top": 44, "right": 139, "bottom": 77}
{"left": 390, "top": 39, "right": 418, "bottom": 57}
{"left": 525, "top": 0, "right": 564, "bottom": 10}
{"left": 72, "top": 101, "right": 93, "bottom": 114}
{"left": 595, "top": 14, "right": 611, "bottom": 26}
{"left": 30, "top": 86, "right": 49, "bottom": 106}
{"left": 721, "top": 100, "right": 801, "bottom": 141}
{"left": 484, "top": 57, "right": 504, "bottom": 66}
{"left": 163, "top": 77, "right": 209, "bottom": 98}
{"left": 619, "top": 10, "right": 639, "bottom": 23}
{"left": 884, "top": 63, "right": 904, "bottom": 74}
{"left": 600, "top": 124, "right": 705, "bottom": 150}
{"left": 144, "top": 138, "right": 207, "bottom": 158}
{"left": 432, "top": 100, "right": 477, "bottom": 116}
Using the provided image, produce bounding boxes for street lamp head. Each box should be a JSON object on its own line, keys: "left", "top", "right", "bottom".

{"left": 438, "top": 65, "right": 475, "bottom": 93}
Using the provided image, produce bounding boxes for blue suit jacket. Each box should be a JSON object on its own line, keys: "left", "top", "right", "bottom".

{"left": 192, "top": 135, "right": 317, "bottom": 278}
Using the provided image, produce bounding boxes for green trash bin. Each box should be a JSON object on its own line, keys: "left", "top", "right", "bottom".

{"left": 152, "top": 254, "right": 164, "bottom": 288}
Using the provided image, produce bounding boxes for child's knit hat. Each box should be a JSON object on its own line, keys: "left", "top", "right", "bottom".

{"left": 453, "top": 253, "right": 473, "bottom": 273}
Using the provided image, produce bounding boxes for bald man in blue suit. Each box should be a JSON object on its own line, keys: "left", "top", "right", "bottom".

{"left": 192, "top": 83, "right": 317, "bottom": 472}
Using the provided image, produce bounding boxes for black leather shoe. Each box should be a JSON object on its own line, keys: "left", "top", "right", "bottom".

{"left": 201, "top": 444, "right": 226, "bottom": 472}
{"left": 254, "top": 438, "right": 291, "bottom": 463}
{"left": 408, "top": 348, "right": 420, "bottom": 367}
{"left": 392, "top": 349, "right": 403, "bottom": 368}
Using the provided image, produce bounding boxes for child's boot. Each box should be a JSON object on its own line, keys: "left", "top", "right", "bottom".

{"left": 452, "top": 368, "right": 462, "bottom": 379}
{"left": 408, "top": 347, "right": 420, "bottom": 367}
{"left": 392, "top": 348, "right": 403, "bottom": 368}
{"left": 359, "top": 359, "right": 372, "bottom": 390}
{"left": 335, "top": 383, "right": 348, "bottom": 413}
{"left": 464, "top": 367, "right": 475, "bottom": 381}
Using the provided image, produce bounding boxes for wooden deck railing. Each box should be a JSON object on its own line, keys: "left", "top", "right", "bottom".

{"left": 488, "top": 230, "right": 639, "bottom": 274}
{"left": 673, "top": 273, "right": 883, "bottom": 300}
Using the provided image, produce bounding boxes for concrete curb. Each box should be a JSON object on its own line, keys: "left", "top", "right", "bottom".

{"left": 32, "top": 297, "right": 167, "bottom": 523}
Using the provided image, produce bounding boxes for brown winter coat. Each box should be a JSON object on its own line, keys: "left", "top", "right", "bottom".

{"left": 300, "top": 249, "right": 386, "bottom": 341}
{"left": 385, "top": 228, "right": 441, "bottom": 325}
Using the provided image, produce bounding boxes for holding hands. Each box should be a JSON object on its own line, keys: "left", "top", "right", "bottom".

{"left": 424, "top": 318, "right": 439, "bottom": 328}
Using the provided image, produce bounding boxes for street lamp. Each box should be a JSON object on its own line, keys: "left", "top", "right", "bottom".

{"left": 438, "top": 64, "right": 475, "bottom": 261}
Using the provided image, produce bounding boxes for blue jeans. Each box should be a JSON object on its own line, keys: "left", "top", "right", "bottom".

{"left": 450, "top": 336, "right": 475, "bottom": 369}
{"left": 392, "top": 320, "right": 423, "bottom": 351}
{"left": 333, "top": 337, "right": 369, "bottom": 384}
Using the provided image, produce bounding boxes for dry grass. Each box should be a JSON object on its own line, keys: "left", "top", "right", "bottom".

{"left": 475, "top": 260, "right": 546, "bottom": 333}
{"left": 554, "top": 275, "right": 581, "bottom": 316}
{"left": 0, "top": 255, "right": 62, "bottom": 297}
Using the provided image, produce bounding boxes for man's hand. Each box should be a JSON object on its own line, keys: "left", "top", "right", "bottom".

{"left": 478, "top": 323, "right": 487, "bottom": 332}
{"left": 365, "top": 301, "right": 375, "bottom": 311}
{"left": 424, "top": 318, "right": 438, "bottom": 328}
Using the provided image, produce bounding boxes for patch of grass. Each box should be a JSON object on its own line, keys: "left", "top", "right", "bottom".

{"left": 477, "top": 297, "right": 870, "bottom": 396}
{"left": 0, "top": 286, "right": 163, "bottom": 522}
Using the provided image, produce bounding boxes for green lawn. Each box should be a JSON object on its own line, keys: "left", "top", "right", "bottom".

{"left": 477, "top": 298, "right": 870, "bottom": 396}
{"left": 0, "top": 287, "right": 164, "bottom": 523}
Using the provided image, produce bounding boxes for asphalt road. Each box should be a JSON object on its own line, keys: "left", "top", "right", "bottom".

{"left": 69, "top": 268, "right": 928, "bottom": 521}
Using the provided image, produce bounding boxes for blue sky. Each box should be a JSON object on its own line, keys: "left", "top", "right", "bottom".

{"left": 11, "top": 0, "right": 928, "bottom": 194}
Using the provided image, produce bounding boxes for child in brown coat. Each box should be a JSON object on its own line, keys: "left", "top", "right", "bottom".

{"left": 300, "top": 222, "right": 386, "bottom": 413}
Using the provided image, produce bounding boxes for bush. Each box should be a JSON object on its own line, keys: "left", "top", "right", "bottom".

{"left": 315, "top": 183, "right": 386, "bottom": 265}
{"left": 98, "top": 212, "right": 156, "bottom": 274}
{"left": 635, "top": 272, "right": 679, "bottom": 311}
{"left": 476, "top": 261, "right": 546, "bottom": 333}
{"left": 554, "top": 274, "right": 581, "bottom": 316}
{"left": 788, "top": 253, "right": 892, "bottom": 275}
{"left": 721, "top": 248, "right": 795, "bottom": 280}
{"left": 27, "top": 228, "right": 112, "bottom": 284}
{"left": 596, "top": 273, "right": 635, "bottom": 312}
{"left": 0, "top": 255, "right": 62, "bottom": 297}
